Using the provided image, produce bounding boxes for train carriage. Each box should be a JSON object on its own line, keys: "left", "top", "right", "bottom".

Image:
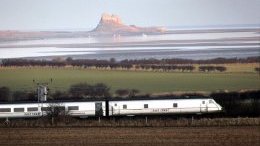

{"left": 0, "top": 101, "right": 106, "bottom": 119}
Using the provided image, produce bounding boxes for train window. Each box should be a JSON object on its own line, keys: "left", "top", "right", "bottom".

{"left": 173, "top": 103, "right": 178, "bottom": 108}
{"left": 144, "top": 104, "right": 148, "bottom": 108}
{"left": 68, "top": 106, "right": 79, "bottom": 111}
{"left": 27, "top": 107, "right": 38, "bottom": 112}
{"left": 0, "top": 108, "right": 11, "bottom": 112}
{"left": 41, "top": 107, "right": 48, "bottom": 111}
{"left": 209, "top": 100, "right": 213, "bottom": 104}
{"left": 123, "top": 104, "right": 127, "bottom": 109}
{"left": 14, "top": 108, "right": 24, "bottom": 112}
{"left": 202, "top": 101, "right": 205, "bottom": 104}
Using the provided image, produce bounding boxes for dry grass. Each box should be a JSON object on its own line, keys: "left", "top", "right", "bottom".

{"left": 1, "top": 117, "right": 260, "bottom": 128}
{"left": 0, "top": 126, "right": 259, "bottom": 146}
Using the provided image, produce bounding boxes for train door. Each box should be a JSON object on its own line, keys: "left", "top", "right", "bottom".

{"left": 200, "top": 100, "right": 208, "bottom": 113}
{"left": 110, "top": 103, "right": 117, "bottom": 116}
{"left": 95, "top": 102, "right": 103, "bottom": 117}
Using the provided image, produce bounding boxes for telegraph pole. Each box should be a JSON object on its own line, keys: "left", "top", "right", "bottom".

{"left": 33, "top": 78, "right": 53, "bottom": 102}
{"left": 37, "top": 84, "right": 48, "bottom": 102}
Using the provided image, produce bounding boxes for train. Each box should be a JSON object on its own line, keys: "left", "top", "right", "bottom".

{"left": 0, "top": 97, "right": 222, "bottom": 119}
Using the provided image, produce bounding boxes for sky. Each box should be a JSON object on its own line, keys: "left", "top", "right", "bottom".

{"left": 0, "top": 0, "right": 259, "bottom": 30}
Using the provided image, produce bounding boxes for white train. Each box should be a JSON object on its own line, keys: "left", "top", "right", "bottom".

{"left": 0, "top": 98, "right": 222, "bottom": 119}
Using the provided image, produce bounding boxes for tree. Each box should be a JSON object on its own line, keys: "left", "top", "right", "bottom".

{"left": 92, "top": 83, "right": 110, "bottom": 98}
{"left": 51, "top": 91, "right": 70, "bottom": 100}
{"left": 66, "top": 57, "right": 73, "bottom": 62}
{"left": 115, "top": 89, "right": 130, "bottom": 97}
{"left": 109, "top": 58, "right": 116, "bottom": 63}
{"left": 13, "top": 91, "right": 25, "bottom": 101}
{"left": 129, "top": 89, "right": 140, "bottom": 98}
{"left": 69, "top": 83, "right": 110, "bottom": 98}
{"left": 69, "top": 83, "right": 92, "bottom": 98}
{"left": 255, "top": 67, "right": 260, "bottom": 75}
{"left": 45, "top": 102, "right": 66, "bottom": 125}
{"left": 215, "top": 66, "right": 227, "bottom": 72}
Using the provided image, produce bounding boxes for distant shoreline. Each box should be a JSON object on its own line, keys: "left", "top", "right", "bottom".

{"left": 0, "top": 28, "right": 259, "bottom": 60}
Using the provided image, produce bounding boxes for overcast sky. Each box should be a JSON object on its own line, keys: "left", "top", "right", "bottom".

{"left": 0, "top": 0, "right": 259, "bottom": 30}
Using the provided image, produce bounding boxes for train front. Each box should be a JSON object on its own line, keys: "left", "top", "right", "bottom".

{"left": 207, "top": 99, "right": 223, "bottom": 113}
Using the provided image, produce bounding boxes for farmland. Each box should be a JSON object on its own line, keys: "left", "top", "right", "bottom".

{"left": 0, "top": 65, "right": 259, "bottom": 94}
{"left": 0, "top": 126, "right": 259, "bottom": 146}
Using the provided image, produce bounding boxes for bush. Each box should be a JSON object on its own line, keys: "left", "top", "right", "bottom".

{"left": 69, "top": 83, "right": 110, "bottom": 98}
{"left": 115, "top": 89, "right": 130, "bottom": 97}
{"left": 0, "top": 87, "right": 10, "bottom": 102}
{"left": 12, "top": 91, "right": 36, "bottom": 101}
{"left": 51, "top": 91, "right": 70, "bottom": 100}
{"left": 129, "top": 89, "right": 140, "bottom": 98}
{"left": 211, "top": 90, "right": 260, "bottom": 117}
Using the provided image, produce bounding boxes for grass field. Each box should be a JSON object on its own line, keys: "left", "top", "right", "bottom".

{"left": 0, "top": 66, "right": 259, "bottom": 94}
{"left": 0, "top": 127, "right": 259, "bottom": 146}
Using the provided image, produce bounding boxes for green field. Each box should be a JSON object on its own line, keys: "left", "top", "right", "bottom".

{"left": 0, "top": 67, "right": 259, "bottom": 94}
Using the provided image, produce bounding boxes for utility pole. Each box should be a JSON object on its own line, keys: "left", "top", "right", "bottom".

{"left": 37, "top": 84, "right": 48, "bottom": 102}
{"left": 33, "top": 78, "right": 53, "bottom": 102}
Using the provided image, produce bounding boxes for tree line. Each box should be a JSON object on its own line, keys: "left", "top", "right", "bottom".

{"left": 0, "top": 58, "right": 236, "bottom": 73}
{"left": 0, "top": 83, "right": 140, "bottom": 102}
{"left": 1, "top": 56, "right": 259, "bottom": 67}
{"left": 136, "top": 64, "right": 196, "bottom": 72}
{"left": 199, "top": 66, "right": 227, "bottom": 72}
{"left": 121, "top": 56, "right": 260, "bottom": 64}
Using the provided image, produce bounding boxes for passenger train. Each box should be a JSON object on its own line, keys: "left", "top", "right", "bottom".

{"left": 0, "top": 97, "right": 222, "bottom": 119}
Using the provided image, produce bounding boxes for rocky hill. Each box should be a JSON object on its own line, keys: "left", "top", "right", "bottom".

{"left": 91, "top": 13, "right": 166, "bottom": 36}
